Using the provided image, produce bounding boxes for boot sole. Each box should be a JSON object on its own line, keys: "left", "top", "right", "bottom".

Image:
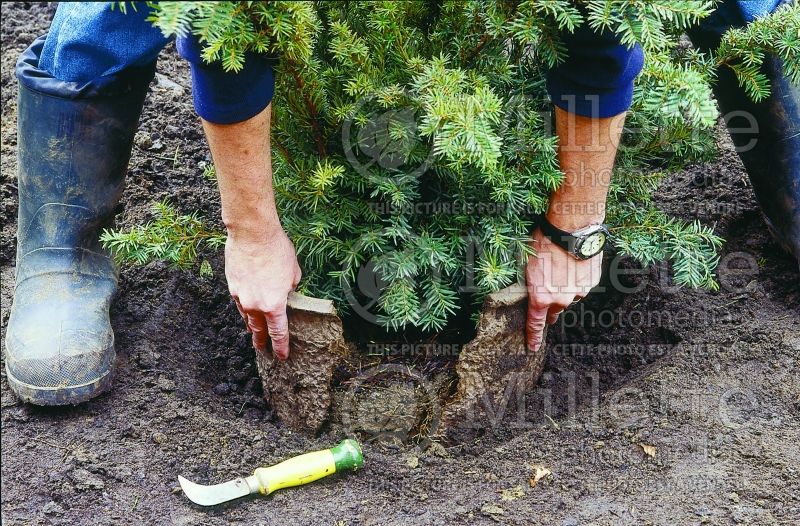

{"left": 5, "top": 362, "right": 115, "bottom": 406}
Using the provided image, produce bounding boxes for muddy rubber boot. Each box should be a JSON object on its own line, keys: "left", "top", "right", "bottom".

{"left": 4, "top": 37, "right": 154, "bottom": 405}
{"left": 689, "top": 10, "right": 800, "bottom": 264}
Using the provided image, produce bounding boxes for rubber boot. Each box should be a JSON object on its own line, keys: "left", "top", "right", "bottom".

{"left": 4, "top": 37, "right": 154, "bottom": 405}
{"left": 689, "top": 7, "right": 800, "bottom": 265}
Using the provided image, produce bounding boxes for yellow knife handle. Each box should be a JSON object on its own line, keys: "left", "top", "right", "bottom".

{"left": 253, "top": 439, "right": 363, "bottom": 495}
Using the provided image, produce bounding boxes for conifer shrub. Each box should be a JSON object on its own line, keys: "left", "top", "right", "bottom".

{"left": 103, "top": 1, "right": 799, "bottom": 331}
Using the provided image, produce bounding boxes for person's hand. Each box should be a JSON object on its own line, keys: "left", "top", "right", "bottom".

{"left": 525, "top": 227, "right": 602, "bottom": 353}
{"left": 224, "top": 229, "right": 302, "bottom": 360}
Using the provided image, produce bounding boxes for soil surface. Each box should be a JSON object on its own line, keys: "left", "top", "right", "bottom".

{"left": 2, "top": 3, "right": 799, "bottom": 525}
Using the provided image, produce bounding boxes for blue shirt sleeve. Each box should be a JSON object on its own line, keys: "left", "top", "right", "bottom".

{"left": 176, "top": 36, "right": 276, "bottom": 124}
{"left": 546, "top": 24, "right": 644, "bottom": 118}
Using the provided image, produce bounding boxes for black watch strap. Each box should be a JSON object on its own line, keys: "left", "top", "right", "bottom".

{"left": 538, "top": 216, "right": 609, "bottom": 260}
{"left": 539, "top": 216, "right": 578, "bottom": 254}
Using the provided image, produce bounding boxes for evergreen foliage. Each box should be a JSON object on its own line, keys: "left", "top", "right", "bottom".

{"left": 100, "top": 200, "right": 225, "bottom": 271}
{"left": 106, "top": 1, "right": 797, "bottom": 330}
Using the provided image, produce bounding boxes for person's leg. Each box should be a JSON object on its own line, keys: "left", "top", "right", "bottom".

{"left": 688, "top": 0, "right": 800, "bottom": 264}
{"left": 5, "top": 3, "right": 169, "bottom": 405}
{"left": 39, "top": 2, "right": 169, "bottom": 83}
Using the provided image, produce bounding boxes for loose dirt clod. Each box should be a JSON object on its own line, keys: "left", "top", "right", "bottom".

{"left": 254, "top": 292, "right": 351, "bottom": 432}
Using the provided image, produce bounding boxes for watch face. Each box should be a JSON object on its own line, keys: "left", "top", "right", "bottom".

{"left": 578, "top": 231, "right": 606, "bottom": 258}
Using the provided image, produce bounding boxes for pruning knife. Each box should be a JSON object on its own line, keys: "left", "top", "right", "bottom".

{"left": 178, "top": 439, "right": 364, "bottom": 506}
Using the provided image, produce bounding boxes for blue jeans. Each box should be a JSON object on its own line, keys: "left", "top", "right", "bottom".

{"left": 30, "top": 1, "right": 783, "bottom": 121}
{"left": 34, "top": 2, "right": 275, "bottom": 124}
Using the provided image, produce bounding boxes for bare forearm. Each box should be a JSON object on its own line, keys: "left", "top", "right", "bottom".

{"left": 545, "top": 106, "right": 625, "bottom": 230}
{"left": 200, "top": 104, "right": 301, "bottom": 359}
{"left": 201, "top": 104, "right": 281, "bottom": 241}
{"left": 525, "top": 107, "right": 626, "bottom": 352}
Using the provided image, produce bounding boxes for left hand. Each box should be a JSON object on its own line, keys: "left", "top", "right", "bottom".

{"left": 525, "top": 227, "right": 602, "bottom": 353}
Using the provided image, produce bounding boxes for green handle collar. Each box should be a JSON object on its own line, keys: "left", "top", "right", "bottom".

{"left": 331, "top": 439, "right": 364, "bottom": 472}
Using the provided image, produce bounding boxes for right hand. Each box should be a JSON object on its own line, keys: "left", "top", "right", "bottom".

{"left": 224, "top": 229, "right": 302, "bottom": 360}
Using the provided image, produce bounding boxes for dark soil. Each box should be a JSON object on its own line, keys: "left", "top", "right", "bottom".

{"left": 2, "top": 3, "right": 799, "bottom": 525}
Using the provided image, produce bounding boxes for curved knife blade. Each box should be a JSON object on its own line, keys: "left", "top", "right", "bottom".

{"left": 178, "top": 474, "right": 260, "bottom": 506}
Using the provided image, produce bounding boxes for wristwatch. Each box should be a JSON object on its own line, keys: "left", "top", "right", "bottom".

{"left": 539, "top": 216, "right": 610, "bottom": 260}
